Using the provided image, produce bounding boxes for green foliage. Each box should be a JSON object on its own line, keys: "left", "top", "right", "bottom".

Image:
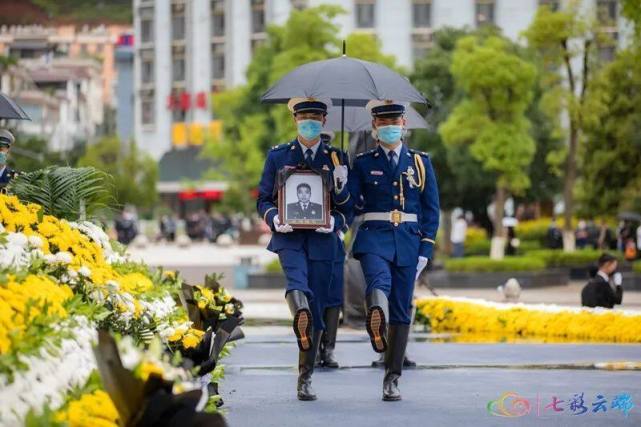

{"left": 28, "top": 0, "right": 131, "bottom": 23}
{"left": 526, "top": 249, "right": 615, "bottom": 267}
{"left": 7, "top": 135, "right": 68, "bottom": 173}
{"left": 78, "top": 136, "right": 158, "bottom": 212}
{"left": 440, "top": 35, "right": 537, "bottom": 194}
{"left": 445, "top": 256, "right": 546, "bottom": 272}
{"left": 633, "top": 261, "right": 641, "bottom": 274}
{"left": 577, "top": 45, "right": 641, "bottom": 216}
{"left": 265, "top": 259, "right": 283, "bottom": 274}
{"left": 8, "top": 166, "right": 113, "bottom": 221}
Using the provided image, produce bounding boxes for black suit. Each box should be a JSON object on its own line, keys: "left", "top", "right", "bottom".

{"left": 581, "top": 274, "right": 623, "bottom": 309}
{"left": 286, "top": 201, "right": 323, "bottom": 220}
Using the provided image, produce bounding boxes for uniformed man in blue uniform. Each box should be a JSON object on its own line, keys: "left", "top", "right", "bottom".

{"left": 0, "top": 130, "right": 18, "bottom": 193}
{"left": 349, "top": 100, "right": 440, "bottom": 401}
{"left": 315, "top": 131, "right": 344, "bottom": 369}
{"left": 256, "top": 97, "right": 351, "bottom": 400}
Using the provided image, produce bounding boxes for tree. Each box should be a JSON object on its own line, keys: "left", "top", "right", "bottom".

{"left": 202, "top": 5, "right": 399, "bottom": 214}
{"left": 78, "top": 136, "right": 158, "bottom": 212}
{"left": 439, "top": 35, "right": 537, "bottom": 258}
{"left": 577, "top": 6, "right": 641, "bottom": 216}
{"left": 523, "top": 3, "right": 607, "bottom": 249}
{"left": 7, "top": 135, "right": 67, "bottom": 172}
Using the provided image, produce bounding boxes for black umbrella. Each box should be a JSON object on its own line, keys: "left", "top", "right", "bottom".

{"left": 0, "top": 92, "right": 30, "bottom": 120}
{"left": 325, "top": 104, "right": 428, "bottom": 132}
{"left": 618, "top": 212, "right": 641, "bottom": 222}
{"left": 261, "top": 42, "right": 428, "bottom": 156}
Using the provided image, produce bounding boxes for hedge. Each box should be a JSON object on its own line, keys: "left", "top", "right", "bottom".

{"left": 634, "top": 261, "right": 641, "bottom": 274}
{"left": 526, "top": 249, "right": 611, "bottom": 267}
{"left": 444, "top": 256, "right": 546, "bottom": 272}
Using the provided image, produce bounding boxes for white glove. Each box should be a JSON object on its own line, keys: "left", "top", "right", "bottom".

{"left": 415, "top": 256, "right": 428, "bottom": 281}
{"left": 315, "top": 215, "right": 335, "bottom": 234}
{"left": 273, "top": 215, "right": 293, "bottom": 233}
{"left": 613, "top": 272, "right": 622, "bottom": 286}
{"left": 333, "top": 165, "right": 348, "bottom": 191}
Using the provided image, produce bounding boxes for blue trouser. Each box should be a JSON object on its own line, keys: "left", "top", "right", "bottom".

{"left": 326, "top": 249, "right": 344, "bottom": 308}
{"left": 278, "top": 248, "right": 332, "bottom": 331}
{"left": 358, "top": 253, "right": 415, "bottom": 325}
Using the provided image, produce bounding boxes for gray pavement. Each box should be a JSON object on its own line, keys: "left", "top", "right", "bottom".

{"left": 221, "top": 327, "right": 641, "bottom": 427}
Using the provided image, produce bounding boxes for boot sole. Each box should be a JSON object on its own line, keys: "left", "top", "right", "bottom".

{"left": 298, "top": 394, "right": 317, "bottom": 401}
{"left": 366, "top": 307, "right": 387, "bottom": 353}
{"left": 383, "top": 395, "right": 402, "bottom": 401}
{"left": 293, "top": 309, "right": 312, "bottom": 352}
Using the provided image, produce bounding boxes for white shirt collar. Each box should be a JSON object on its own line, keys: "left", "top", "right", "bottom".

{"left": 298, "top": 139, "right": 321, "bottom": 160}
{"left": 597, "top": 271, "right": 610, "bottom": 283}
{"left": 379, "top": 143, "right": 403, "bottom": 159}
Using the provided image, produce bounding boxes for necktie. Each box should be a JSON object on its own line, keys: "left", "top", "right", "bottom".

{"left": 305, "top": 148, "right": 313, "bottom": 165}
{"left": 388, "top": 150, "right": 397, "bottom": 169}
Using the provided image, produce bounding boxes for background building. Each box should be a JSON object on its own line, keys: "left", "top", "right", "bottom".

{"left": 133, "top": 0, "right": 629, "bottom": 161}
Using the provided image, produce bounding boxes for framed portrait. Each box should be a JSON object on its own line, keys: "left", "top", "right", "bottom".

{"left": 278, "top": 169, "right": 330, "bottom": 229}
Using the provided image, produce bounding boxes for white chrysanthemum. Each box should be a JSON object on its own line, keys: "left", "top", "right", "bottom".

{"left": 27, "top": 235, "right": 43, "bottom": 248}
{"left": 43, "top": 253, "right": 57, "bottom": 264}
{"left": 7, "top": 232, "right": 28, "bottom": 248}
{"left": 55, "top": 251, "right": 73, "bottom": 264}
{"left": 78, "top": 266, "right": 92, "bottom": 277}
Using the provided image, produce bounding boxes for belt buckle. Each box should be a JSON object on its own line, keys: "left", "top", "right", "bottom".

{"left": 390, "top": 210, "right": 401, "bottom": 227}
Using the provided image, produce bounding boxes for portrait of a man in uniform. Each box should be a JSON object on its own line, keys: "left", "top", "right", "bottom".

{"left": 287, "top": 182, "right": 323, "bottom": 220}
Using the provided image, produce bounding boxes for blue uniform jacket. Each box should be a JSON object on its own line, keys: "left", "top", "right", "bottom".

{"left": 257, "top": 139, "right": 353, "bottom": 261}
{"left": 348, "top": 144, "right": 439, "bottom": 266}
{"left": 0, "top": 167, "right": 16, "bottom": 186}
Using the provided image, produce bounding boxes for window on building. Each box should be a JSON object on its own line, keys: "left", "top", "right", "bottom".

{"left": 597, "top": 0, "right": 617, "bottom": 26}
{"left": 211, "top": 0, "right": 225, "bottom": 37}
{"left": 476, "top": 0, "right": 495, "bottom": 27}
{"left": 355, "top": 0, "right": 375, "bottom": 29}
{"left": 142, "top": 58, "right": 154, "bottom": 83}
{"left": 538, "top": 0, "right": 560, "bottom": 11}
{"left": 598, "top": 31, "right": 618, "bottom": 62}
{"left": 413, "top": 0, "right": 431, "bottom": 28}
{"left": 173, "top": 55, "right": 186, "bottom": 82}
{"left": 212, "top": 43, "right": 225, "bottom": 80}
{"left": 291, "top": 0, "right": 308, "bottom": 10}
{"left": 251, "top": 0, "right": 266, "bottom": 34}
{"left": 172, "top": 3, "right": 186, "bottom": 41}
{"left": 412, "top": 32, "right": 433, "bottom": 62}
{"left": 140, "top": 7, "right": 154, "bottom": 43}
{"left": 141, "top": 95, "right": 154, "bottom": 125}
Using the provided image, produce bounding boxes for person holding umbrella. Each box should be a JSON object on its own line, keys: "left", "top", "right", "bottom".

{"left": 0, "top": 129, "right": 18, "bottom": 193}
{"left": 256, "top": 97, "right": 351, "bottom": 401}
{"left": 348, "top": 100, "right": 440, "bottom": 401}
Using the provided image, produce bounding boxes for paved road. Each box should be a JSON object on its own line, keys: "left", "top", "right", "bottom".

{"left": 221, "top": 328, "right": 641, "bottom": 427}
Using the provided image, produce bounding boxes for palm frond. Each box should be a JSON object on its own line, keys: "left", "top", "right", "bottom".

{"left": 8, "top": 166, "right": 115, "bottom": 221}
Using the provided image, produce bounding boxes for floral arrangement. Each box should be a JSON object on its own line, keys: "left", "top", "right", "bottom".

{"left": 416, "top": 296, "right": 641, "bottom": 343}
{"left": 0, "top": 194, "right": 234, "bottom": 425}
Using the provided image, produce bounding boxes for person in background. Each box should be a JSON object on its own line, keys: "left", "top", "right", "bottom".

{"left": 581, "top": 253, "right": 623, "bottom": 309}
{"left": 596, "top": 219, "right": 615, "bottom": 250}
{"left": 0, "top": 129, "right": 18, "bottom": 193}
{"left": 115, "top": 208, "right": 138, "bottom": 245}
{"left": 450, "top": 214, "right": 467, "bottom": 258}
{"left": 546, "top": 217, "right": 563, "bottom": 249}
{"left": 160, "top": 214, "right": 176, "bottom": 242}
{"left": 576, "top": 220, "right": 588, "bottom": 249}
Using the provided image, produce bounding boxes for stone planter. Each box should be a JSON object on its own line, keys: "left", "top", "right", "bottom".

{"left": 622, "top": 272, "right": 641, "bottom": 291}
{"left": 428, "top": 268, "right": 570, "bottom": 289}
{"left": 247, "top": 272, "right": 287, "bottom": 289}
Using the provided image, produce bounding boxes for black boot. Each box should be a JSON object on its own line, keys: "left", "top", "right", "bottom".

{"left": 320, "top": 307, "right": 340, "bottom": 368}
{"left": 286, "top": 290, "right": 313, "bottom": 352}
{"left": 383, "top": 324, "right": 410, "bottom": 402}
{"left": 403, "top": 353, "right": 417, "bottom": 368}
{"left": 298, "top": 329, "right": 322, "bottom": 401}
{"left": 373, "top": 352, "right": 416, "bottom": 368}
{"left": 365, "top": 289, "right": 388, "bottom": 353}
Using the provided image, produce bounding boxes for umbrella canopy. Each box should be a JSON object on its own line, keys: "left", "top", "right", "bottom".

{"left": 325, "top": 104, "right": 428, "bottom": 132}
{"left": 261, "top": 56, "right": 428, "bottom": 106}
{"left": 618, "top": 212, "right": 641, "bottom": 222}
{"left": 0, "top": 92, "right": 30, "bottom": 120}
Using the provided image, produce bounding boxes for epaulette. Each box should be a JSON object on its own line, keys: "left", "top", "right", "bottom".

{"left": 356, "top": 148, "right": 377, "bottom": 158}
{"left": 270, "top": 142, "right": 292, "bottom": 151}
{"left": 408, "top": 148, "right": 429, "bottom": 157}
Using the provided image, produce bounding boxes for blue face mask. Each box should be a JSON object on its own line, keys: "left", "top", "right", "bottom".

{"left": 297, "top": 119, "right": 323, "bottom": 141}
{"left": 377, "top": 125, "right": 403, "bottom": 145}
{"left": 0, "top": 152, "right": 6, "bottom": 166}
